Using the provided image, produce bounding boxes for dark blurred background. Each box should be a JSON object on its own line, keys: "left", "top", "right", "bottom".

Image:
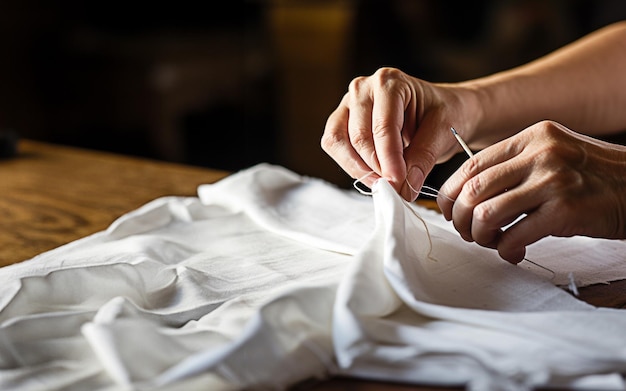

{"left": 1, "top": 0, "right": 625, "bottom": 189}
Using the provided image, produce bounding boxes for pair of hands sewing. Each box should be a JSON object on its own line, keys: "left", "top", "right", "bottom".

{"left": 322, "top": 68, "right": 626, "bottom": 264}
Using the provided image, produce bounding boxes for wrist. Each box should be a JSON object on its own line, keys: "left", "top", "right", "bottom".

{"left": 436, "top": 81, "right": 487, "bottom": 150}
{"left": 456, "top": 72, "right": 539, "bottom": 149}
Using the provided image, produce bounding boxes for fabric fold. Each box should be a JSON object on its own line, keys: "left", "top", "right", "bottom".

{"left": 1, "top": 164, "right": 626, "bottom": 390}
{"left": 333, "top": 178, "right": 626, "bottom": 391}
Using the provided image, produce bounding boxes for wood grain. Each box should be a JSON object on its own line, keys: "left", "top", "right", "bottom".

{"left": 0, "top": 140, "right": 228, "bottom": 265}
{"left": 0, "top": 140, "right": 622, "bottom": 391}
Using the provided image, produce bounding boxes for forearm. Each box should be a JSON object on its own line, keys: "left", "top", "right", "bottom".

{"left": 459, "top": 21, "right": 626, "bottom": 148}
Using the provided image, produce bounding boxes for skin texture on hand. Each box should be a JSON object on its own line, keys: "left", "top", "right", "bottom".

{"left": 437, "top": 121, "right": 626, "bottom": 263}
{"left": 321, "top": 22, "right": 626, "bottom": 259}
{"left": 321, "top": 23, "right": 626, "bottom": 204}
{"left": 321, "top": 67, "right": 480, "bottom": 201}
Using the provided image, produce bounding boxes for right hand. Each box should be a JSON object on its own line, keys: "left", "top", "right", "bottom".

{"left": 437, "top": 121, "right": 626, "bottom": 263}
{"left": 321, "top": 67, "right": 480, "bottom": 201}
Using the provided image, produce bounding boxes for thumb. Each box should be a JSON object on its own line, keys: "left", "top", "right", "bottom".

{"left": 400, "top": 120, "right": 459, "bottom": 201}
{"left": 400, "top": 146, "right": 437, "bottom": 201}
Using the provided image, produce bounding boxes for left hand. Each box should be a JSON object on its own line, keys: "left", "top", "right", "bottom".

{"left": 437, "top": 120, "right": 626, "bottom": 263}
{"left": 321, "top": 68, "right": 480, "bottom": 201}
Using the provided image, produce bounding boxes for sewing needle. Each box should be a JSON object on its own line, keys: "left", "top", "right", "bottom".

{"left": 450, "top": 126, "right": 556, "bottom": 280}
{"left": 451, "top": 127, "right": 474, "bottom": 158}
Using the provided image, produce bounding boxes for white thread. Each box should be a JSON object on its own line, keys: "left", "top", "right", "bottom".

{"left": 402, "top": 198, "right": 438, "bottom": 262}
{"left": 354, "top": 171, "right": 556, "bottom": 273}
{"left": 353, "top": 171, "right": 438, "bottom": 262}
{"left": 402, "top": 176, "right": 456, "bottom": 202}
{"left": 418, "top": 185, "right": 441, "bottom": 198}
{"left": 353, "top": 172, "right": 377, "bottom": 195}
{"left": 354, "top": 171, "right": 454, "bottom": 201}
{"left": 352, "top": 171, "right": 436, "bottom": 261}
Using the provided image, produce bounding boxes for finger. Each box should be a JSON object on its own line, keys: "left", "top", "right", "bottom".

{"left": 451, "top": 155, "right": 529, "bottom": 242}
{"left": 496, "top": 207, "right": 556, "bottom": 263}
{"left": 370, "top": 75, "right": 411, "bottom": 191}
{"left": 438, "top": 158, "right": 478, "bottom": 220}
{"left": 470, "top": 186, "right": 541, "bottom": 249}
{"left": 347, "top": 77, "right": 381, "bottom": 176}
{"left": 321, "top": 96, "right": 382, "bottom": 187}
{"left": 438, "top": 136, "right": 524, "bottom": 220}
{"left": 399, "top": 115, "right": 451, "bottom": 201}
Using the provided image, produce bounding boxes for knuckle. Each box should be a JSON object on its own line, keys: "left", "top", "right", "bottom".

{"left": 462, "top": 175, "right": 484, "bottom": 202}
{"left": 537, "top": 119, "right": 561, "bottom": 135}
{"left": 473, "top": 202, "right": 495, "bottom": 224}
{"left": 320, "top": 129, "right": 341, "bottom": 153}
{"left": 459, "top": 157, "right": 481, "bottom": 181}
{"left": 529, "top": 119, "right": 559, "bottom": 136}
{"left": 373, "top": 66, "right": 402, "bottom": 80}
{"left": 349, "top": 129, "right": 371, "bottom": 150}
{"left": 321, "top": 112, "right": 347, "bottom": 152}
{"left": 372, "top": 67, "right": 406, "bottom": 91}
{"left": 531, "top": 121, "right": 579, "bottom": 160}
{"left": 372, "top": 116, "right": 400, "bottom": 137}
{"left": 348, "top": 76, "right": 368, "bottom": 94}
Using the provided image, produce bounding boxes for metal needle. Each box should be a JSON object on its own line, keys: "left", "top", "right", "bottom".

{"left": 450, "top": 127, "right": 474, "bottom": 158}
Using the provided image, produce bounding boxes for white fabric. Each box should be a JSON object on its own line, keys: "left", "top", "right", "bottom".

{"left": 1, "top": 163, "right": 626, "bottom": 390}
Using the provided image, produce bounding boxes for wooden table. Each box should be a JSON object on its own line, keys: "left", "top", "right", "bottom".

{"left": 1, "top": 140, "right": 625, "bottom": 391}
{"left": 0, "top": 140, "right": 229, "bottom": 266}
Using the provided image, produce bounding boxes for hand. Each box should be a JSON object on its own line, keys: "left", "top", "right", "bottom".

{"left": 321, "top": 67, "right": 479, "bottom": 201}
{"left": 438, "top": 120, "right": 626, "bottom": 263}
